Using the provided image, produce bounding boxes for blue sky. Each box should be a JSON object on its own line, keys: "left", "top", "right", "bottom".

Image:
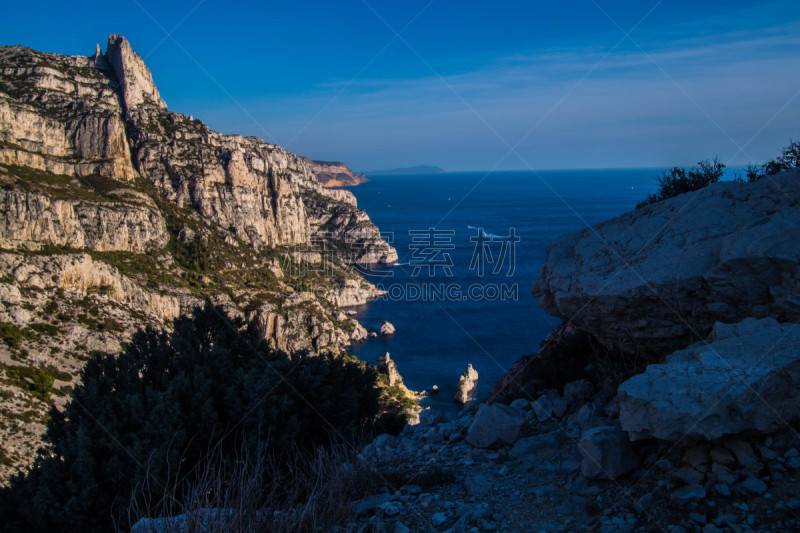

{"left": 2, "top": 0, "right": 800, "bottom": 171}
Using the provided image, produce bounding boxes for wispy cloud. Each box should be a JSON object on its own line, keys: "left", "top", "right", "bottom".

{"left": 192, "top": 8, "right": 800, "bottom": 171}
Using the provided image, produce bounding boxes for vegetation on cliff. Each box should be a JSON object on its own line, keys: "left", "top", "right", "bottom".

{"left": 0, "top": 304, "right": 406, "bottom": 533}
{"left": 638, "top": 139, "right": 800, "bottom": 208}
{"left": 744, "top": 139, "right": 800, "bottom": 181}
{"left": 637, "top": 158, "right": 726, "bottom": 208}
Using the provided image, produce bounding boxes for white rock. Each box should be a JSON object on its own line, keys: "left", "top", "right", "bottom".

{"left": 380, "top": 321, "right": 396, "bottom": 335}
{"left": 454, "top": 364, "right": 479, "bottom": 405}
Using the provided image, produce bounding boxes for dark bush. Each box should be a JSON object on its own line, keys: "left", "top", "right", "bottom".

{"left": 5, "top": 366, "right": 56, "bottom": 402}
{"left": 0, "top": 322, "right": 22, "bottom": 349}
{"left": 168, "top": 234, "right": 211, "bottom": 272}
{"left": 745, "top": 139, "right": 800, "bottom": 181}
{"left": 0, "top": 303, "right": 393, "bottom": 533}
{"left": 637, "top": 158, "right": 725, "bottom": 207}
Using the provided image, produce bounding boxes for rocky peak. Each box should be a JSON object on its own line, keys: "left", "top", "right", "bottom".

{"left": 104, "top": 34, "right": 166, "bottom": 113}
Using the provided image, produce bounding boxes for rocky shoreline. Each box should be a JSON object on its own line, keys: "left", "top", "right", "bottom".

{"left": 342, "top": 170, "right": 800, "bottom": 532}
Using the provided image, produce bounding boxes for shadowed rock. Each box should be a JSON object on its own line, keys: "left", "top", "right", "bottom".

{"left": 532, "top": 171, "right": 800, "bottom": 355}
{"left": 466, "top": 403, "right": 529, "bottom": 448}
{"left": 618, "top": 317, "right": 800, "bottom": 441}
{"left": 578, "top": 425, "right": 638, "bottom": 480}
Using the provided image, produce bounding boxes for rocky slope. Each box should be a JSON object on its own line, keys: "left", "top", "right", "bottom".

{"left": 0, "top": 35, "right": 398, "bottom": 481}
{"left": 341, "top": 381, "right": 800, "bottom": 532}
{"left": 333, "top": 171, "right": 800, "bottom": 532}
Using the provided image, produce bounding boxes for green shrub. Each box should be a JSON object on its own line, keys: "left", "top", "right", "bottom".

{"left": 0, "top": 323, "right": 22, "bottom": 349}
{"left": 43, "top": 300, "right": 59, "bottom": 315}
{"left": 168, "top": 235, "right": 211, "bottom": 272}
{"left": 383, "top": 385, "right": 418, "bottom": 416}
{"left": 0, "top": 303, "right": 396, "bottom": 533}
{"left": 25, "top": 323, "right": 60, "bottom": 336}
{"left": 0, "top": 449, "right": 12, "bottom": 467}
{"left": 43, "top": 366, "right": 72, "bottom": 382}
{"left": 638, "top": 158, "right": 725, "bottom": 207}
{"left": 5, "top": 366, "right": 55, "bottom": 402}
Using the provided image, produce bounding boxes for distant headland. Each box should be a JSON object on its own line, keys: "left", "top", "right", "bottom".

{"left": 364, "top": 165, "right": 446, "bottom": 176}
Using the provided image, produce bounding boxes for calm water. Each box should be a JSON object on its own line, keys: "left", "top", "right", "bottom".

{"left": 346, "top": 169, "right": 659, "bottom": 410}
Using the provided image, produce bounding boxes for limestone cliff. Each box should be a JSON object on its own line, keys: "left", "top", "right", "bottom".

{"left": 301, "top": 158, "right": 368, "bottom": 187}
{"left": 0, "top": 173, "right": 168, "bottom": 252}
{"left": 0, "top": 36, "right": 395, "bottom": 261}
{"left": 0, "top": 45, "right": 136, "bottom": 181}
{"left": 0, "top": 35, "right": 396, "bottom": 481}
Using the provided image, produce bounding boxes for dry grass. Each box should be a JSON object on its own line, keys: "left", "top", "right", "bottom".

{"left": 123, "top": 439, "right": 385, "bottom": 533}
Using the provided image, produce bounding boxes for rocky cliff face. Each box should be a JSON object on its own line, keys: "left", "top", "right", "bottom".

{"left": 0, "top": 45, "right": 136, "bottom": 181}
{"left": 0, "top": 177, "right": 168, "bottom": 252}
{"left": 0, "top": 36, "right": 395, "bottom": 261}
{"left": 0, "top": 35, "right": 397, "bottom": 481}
{"left": 301, "top": 158, "right": 368, "bottom": 187}
{"left": 103, "top": 34, "right": 167, "bottom": 113}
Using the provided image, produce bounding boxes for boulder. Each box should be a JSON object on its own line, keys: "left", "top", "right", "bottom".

{"left": 466, "top": 403, "right": 529, "bottom": 448}
{"left": 417, "top": 408, "right": 445, "bottom": 427}
{"left": 532, "top": 171, "right": 800, "bottom": 355}
{"left": 454, "top": 364, "right": 479, "bottom": 405}
{"left": 350, "top": 322, "right": 368, "bottom": 342}
{"left": 737, "top": 475, "right": 767, "bottom": 495}
{"left": 578, "top": 425, "right": 638, "bottom": 480}
{"left": 670, "top": 485, "right": 706, "bottom": 501}
{"left": 530, "top": 390, "right": 568, "bottom": 421}
{"left": 351, "top": 492, "right": 396, "bottom": 516}
{"left": 464, "top": 473, "right": 492, "bottom": 497}
{"left": 510, "top": 431, "right": 561, "bottom": 459}
{"left": 723, "top": 438, "right": 762, "bottom": 473}
{"left": 380, "top": 321, "right": 396, "bottom": 336}
{"left": 618, "top": 318, "right": 800, "bottom": 441}
{"left": 567, "top": 403, "right": 602, "bottom": 431}
{"left": 509, "top": 398, "right": 530, "bottom": 410}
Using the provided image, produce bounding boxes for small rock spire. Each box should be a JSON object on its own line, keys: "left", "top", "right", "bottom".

{"left": 454, "top": 364, "right": 479, "bottom": 405}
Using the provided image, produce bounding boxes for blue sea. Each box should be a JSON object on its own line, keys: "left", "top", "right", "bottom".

{"left": 343, "top": 169, "right": 687, "bottom": 410}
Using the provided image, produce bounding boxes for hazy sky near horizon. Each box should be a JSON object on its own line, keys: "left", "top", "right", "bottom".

{"left": 3, "top": 1, "right": 800, "bottom": 171}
